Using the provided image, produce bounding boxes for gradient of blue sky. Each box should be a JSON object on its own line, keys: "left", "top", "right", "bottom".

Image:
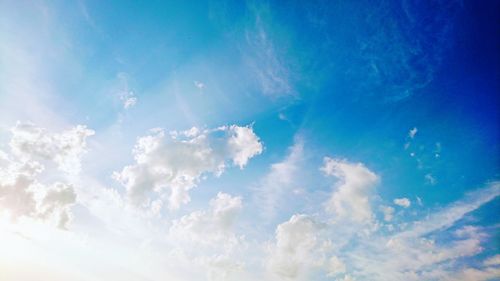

{"left": 0, "top": 0, "right": 499, "bottom": 281}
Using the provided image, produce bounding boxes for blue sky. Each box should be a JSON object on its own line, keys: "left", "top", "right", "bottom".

{"left": 0, "top": 0, "right": 499, "bottom": 280}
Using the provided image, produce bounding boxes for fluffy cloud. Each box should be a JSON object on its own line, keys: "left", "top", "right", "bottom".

{"left": 114, "top": 125, "right": 262, "bottom": 210}
{"left": 0, "top": 156, "right": 77, "bottom": 229}
{"left": 0, "top": 160, "right": 41, "bottom": 219}
{"left": 9, "top": 121, "right": 94, "bottom": 174}
{"left": 393, "top": 197, "right": 411, "bottom": 208}
{"left": 321, "top": 157, "right": 379, "bottom": 222}
{"left": 227, "top": 125, "right": 263, "bottom": 168}
{"left": 267, "top": 214, "right": 326, "bottom": 279}
{"left": 39, "top": 182, "right": 77, "bottom": 229}
{"left": 267, "top": 213, "right": 351, "bottom": 280}
{"left": 169, "top": 192, "right": 243, "bottom": 246}
{"left": 169, "top": 192, "right": 245, "bottom": 280}
{"left": 0, "top": 122, "right": 88, "bottom": 229}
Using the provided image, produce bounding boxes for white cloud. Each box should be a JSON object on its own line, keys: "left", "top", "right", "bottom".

{"left": 446, "top": 264, "right": 500, "bottom": 281}
{"left": 114, "top": 72, "right": 137, "bottom": 109}
{"left": 342, "top": 182, "right": 500, "bottom": 281}
{"left": 114, "top": 125, "right": 262, "bottom": 210}
{"left": 398, "top": 182, "right": 500, "bottom": 239}
{"left": 483, "top": 255, "right": 500, "bottom": 266}
{"left": 2, "top": 124, "right": 498, "bottom": 281}
{"left": 0, "top": 156, "right": 77, "bottom": 229}
{"left": 169, "top": 192, "right": 243, "bottom": 246}
{"left": 9, "top": 121, "right": 94, "bottom": 174}
{"left": 325, "top": 256, "right": 346, "bottom": 277}
{"left": 267, "top": 214, "right": 325, "bottom": 279}
{"left": 244, "top": 12, "right": 292, "bottom": 97}
{"left": 169, "top": 192, "right": 245, "bottom": 280}
{"left": 321, "top": 157, "right": 379, "bottom": 223}
{"left": 266, "top": 213, "right": 355, "bottom": 280}
{"left": 379, "top": 205, "right": 395, "bottom": 222}
{"left": 262, "top": 181, "right": 500, "bottom": 281}
{"left": 409, "top": 127, "right": 418, "bottom": 139}
{"left": 352, "top": 226, "right": 485, "bottom": 281}
{"left": 0, "top": 160, "right": 41, "bottom": 219}
{"left": 120, "top": 91, "right": 137, "bottom": 109}
{"left": 416, "top": 196, "right": 423, "bottom": 206}
{"left": 393, "top": 197, "right": 411, "bottom": 208}
{"left": 193, "top": 80, "right": 205, "bottom": 90}
{"left": 39, "top": 182, "right": 77, "bottom": 229}
{"left": 254, "top": 138, "right": 303, "bottom": 219}
{"left": 227, "top": 125, "right": 264, "bottom": 168}
{"left": 340, "top": 275, "right": 357, "bottom": 281}
{"left": 425, "top": 173, "right": 437, "bottom": 185}
{"left": 0, "top": 122, "right": 88, "bottom": 229}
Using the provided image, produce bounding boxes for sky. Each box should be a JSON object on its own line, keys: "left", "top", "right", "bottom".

{"left": 0, "top": 0, "right": 499, "bottom": 280}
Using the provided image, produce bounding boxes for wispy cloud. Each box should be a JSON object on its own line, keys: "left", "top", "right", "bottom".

{"left": 253, "top": 137, "right": 303, "bottom": 220}
{"left": 243, "top": 9, "right": 293, "bottom": 98}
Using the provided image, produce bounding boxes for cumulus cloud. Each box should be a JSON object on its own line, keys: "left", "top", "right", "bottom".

{"left": 267, "top": 213, "right": 351, "bottom": 280}
{"left": 39, "top": 182, "right": 77, "bottom": 229}
{"left": 114, "top": 125, "right": 262, "bottom": 210}
{"left": 227, "top": 125, "right": 264, "bottom": 168}
{"left": 267, "top": 214, "right": 326, "bottom": 279}
{"left": 0, "top": 156, "right": 77, "bottom": 229}
{"left": 0, "top": 122, "right": 88, "bottom": 229}
{"left": 9, "top": 121, "right": 95, "bottom": 174}
{"left": 169, "top": 192, "right": 245, "bottom": 280}
{"left": 0, "top": 160, "right": 41, "bottom": 219}
{"left": 321, "top": 157, "right": 379, "bottom": 222}
{"left": 170, "top": 192, "right": 243, "bottom": 244}
{"left": 393, "top": 197, "right": 411, "bottom": 208}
